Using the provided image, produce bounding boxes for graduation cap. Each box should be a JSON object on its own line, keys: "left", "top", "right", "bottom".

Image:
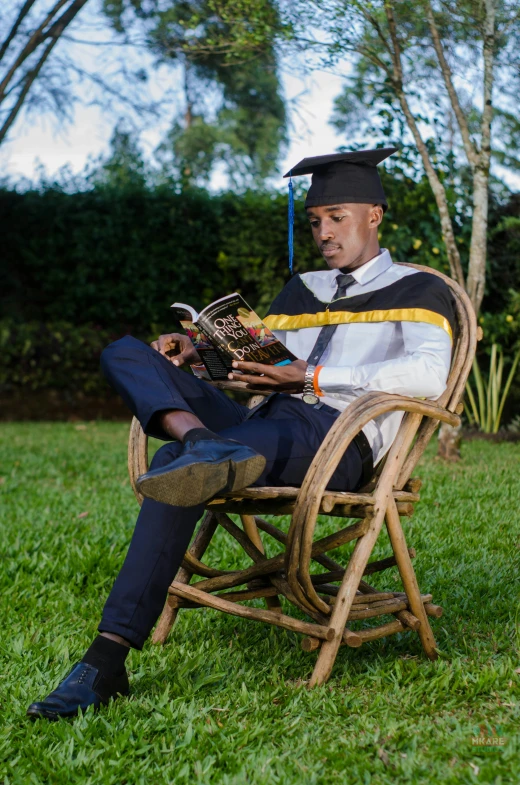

{"left": 284, "top": 147, "right": 397, "bottom": 272}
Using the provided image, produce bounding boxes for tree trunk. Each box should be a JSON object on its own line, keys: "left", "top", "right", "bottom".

{"left": 437, "top": 422, "right": 462, "bottom": 462}
{"left": 384, "top": 2, "right": 466, "bottom": 289}
{"left": 466, "top": 168, "right": 489, "bottom": 314}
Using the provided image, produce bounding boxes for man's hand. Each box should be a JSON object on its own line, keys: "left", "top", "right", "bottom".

{"left": 150, "top": 333, "right": 201, "bottom": 367}
{"left": 229, "top": 359, "right": 308, "bottom": 392}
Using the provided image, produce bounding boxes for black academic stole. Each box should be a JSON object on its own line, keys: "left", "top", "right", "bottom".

{"left": 263, "top": 271, "right": 456, "bottom": 341}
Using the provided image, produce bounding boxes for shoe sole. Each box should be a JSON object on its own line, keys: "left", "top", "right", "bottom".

{"left": 137, "top": 452, "right": 266, "bottom": 507}
{"left": 27, "top": 704, "right": 90, "bottom": 720}
{"left": 27, "top": 707, "right": 64, "bottom": 721}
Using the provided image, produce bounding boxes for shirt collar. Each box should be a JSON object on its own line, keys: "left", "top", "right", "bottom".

{"left": 329, "top": 248, "right": 393, "bottom": 288}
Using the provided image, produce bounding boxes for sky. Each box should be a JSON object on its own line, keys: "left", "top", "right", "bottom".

{"left": 0, "top": 0, "right": 348, "bottom": 193}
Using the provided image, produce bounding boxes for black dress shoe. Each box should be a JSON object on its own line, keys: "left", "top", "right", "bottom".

{"left": 27, "top": 662, "right": 129, "bottom": 720}
{"left": 136, "top": 437, "right": 266, "bottom": 507}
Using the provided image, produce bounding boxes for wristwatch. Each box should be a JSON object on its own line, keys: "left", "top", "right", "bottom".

{"left": 302, "top": 364, "right": 319, "bottom": 405}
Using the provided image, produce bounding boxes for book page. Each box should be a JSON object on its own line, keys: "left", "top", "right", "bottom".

{"left": 170, "top": 303, "right": 230, "bottom": 380}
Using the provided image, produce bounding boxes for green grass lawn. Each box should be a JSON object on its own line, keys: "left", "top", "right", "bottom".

{"left": 0, "top": 422, "right": 519, "bottom": 785}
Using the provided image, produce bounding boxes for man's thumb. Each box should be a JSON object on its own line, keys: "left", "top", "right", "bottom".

{"left": 173, "top": 349, "right": 192, "bottom": 367}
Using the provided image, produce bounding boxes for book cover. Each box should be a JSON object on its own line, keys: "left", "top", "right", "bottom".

{"left": 170, "top": 294, "right": 296, "bottom": 380}
{"left": 197, "top": 293, "right": 297, "bottom": 367}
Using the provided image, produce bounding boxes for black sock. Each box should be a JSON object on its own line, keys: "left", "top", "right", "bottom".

{"left": 82, "top": 635, "right": 130, "bottom": 677}
{"left": 182, "top": 427, "right": 226, "bottom": 444}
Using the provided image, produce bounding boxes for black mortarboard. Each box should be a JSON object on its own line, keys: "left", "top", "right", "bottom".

{"left": 284, "top": 147, "right": 397, "bottom": 209}
{"left": 283, "top": 147, "right": 397, "bottom": 272}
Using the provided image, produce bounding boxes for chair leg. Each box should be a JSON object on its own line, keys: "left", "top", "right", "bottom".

{"left": 384, "top": 497, "right": 438, "bottom": 660}
{"left": 241, "top": 515, "right": 282, "bottom": 613}
{"left": 152, "top": 511, "right": 219, "bottom": 644}
{"left": 152, "top": 595, "right": 179, "bottom": 644}
{"left": 309, "top": 510, "right": 386, "bottom": 687}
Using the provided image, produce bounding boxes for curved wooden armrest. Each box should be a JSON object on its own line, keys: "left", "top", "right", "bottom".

{"left": 300, "top": 391, "right": 459, "bottom": 502}
{"left": 302, "top": 391, "right": 459, "bottom": 492}
{"left": 336, "top": 390, "right": 458, "bottom": 433}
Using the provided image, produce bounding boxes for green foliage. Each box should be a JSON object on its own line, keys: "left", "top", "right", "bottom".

{"left": 89, "top": 124, "right": 148, "bottom": 190}
{"left": 487, "top": 196, "right": 520, "bottom": 312}
{"left": 378, "top": 150, "right": 471, "bottom": 275}
{"left": 477, "top": 288, "right": 520, "bottom": 351}
{"left": 0, "top": 320, "right": 117, "bottom": 396}
{"left": 103, "top": 0, "right": 288, "bottom": 186}
{"left": 466, "top": 289, "right": 520, "bottom": 432}
{"left": 0, "top": 184, "right": 313, "bottom": 335}
{"left": 300, "top": 0, "right": 520, "bottom": 172}
{"left": 0, "top": 425, "right": 519, "bottom": 783}
{"left": 104, "top": 0, "right": 286, "bottom": 62}
{"left": 465, "top": 344, "right": 520, "bottom": 433}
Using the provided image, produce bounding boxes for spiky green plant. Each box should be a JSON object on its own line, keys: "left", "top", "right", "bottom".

{"left": 465, "top": 343, "right": 520, "bottom": 433}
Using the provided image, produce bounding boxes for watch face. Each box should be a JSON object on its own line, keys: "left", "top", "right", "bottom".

{"left": 302, "top": 392, "right": 319, "bottom": 405}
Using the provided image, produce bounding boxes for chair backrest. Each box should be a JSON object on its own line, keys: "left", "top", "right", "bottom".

{"left": 395, "top": 264, "right": 477, "bottom": 487}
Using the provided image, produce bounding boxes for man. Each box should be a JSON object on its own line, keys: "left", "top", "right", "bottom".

{"left": 28, "top": 148, "right": 455, "bottom": 720}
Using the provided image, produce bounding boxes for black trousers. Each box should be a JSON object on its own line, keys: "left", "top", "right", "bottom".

{"left": 98, "top": 336, "right": 363, "bottom": 648}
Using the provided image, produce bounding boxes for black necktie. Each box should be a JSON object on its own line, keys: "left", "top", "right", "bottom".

{"left": 306, "top": 273, "right": 356, "bottom": 365}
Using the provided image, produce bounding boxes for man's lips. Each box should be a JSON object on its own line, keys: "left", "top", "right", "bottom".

{"left": 321, "top": 245, "right": 341, "bottom": 256}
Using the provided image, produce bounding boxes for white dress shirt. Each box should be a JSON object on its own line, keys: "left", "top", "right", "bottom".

{"left": 272, "top": 250, "right": 452, "bottom": 464}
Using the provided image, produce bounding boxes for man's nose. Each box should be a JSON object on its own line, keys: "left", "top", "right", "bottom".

{"left": 319, "top": 222, "right": 334, "bottom": 241}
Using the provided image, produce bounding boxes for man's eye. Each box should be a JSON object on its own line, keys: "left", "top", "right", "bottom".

{"left": 332, "top": 216, "right": 345, "bottom": 222}
{"left": 310, "top": 221, "right": 320, "bottom": 228}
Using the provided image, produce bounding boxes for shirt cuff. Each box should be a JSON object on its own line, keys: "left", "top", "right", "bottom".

{"left": 317, "top": 365, "right": 355, "bottom": 393}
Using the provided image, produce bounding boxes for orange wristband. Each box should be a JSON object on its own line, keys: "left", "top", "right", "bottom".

{"left": 313, "top": 365, "right": 324, "bottom": 397}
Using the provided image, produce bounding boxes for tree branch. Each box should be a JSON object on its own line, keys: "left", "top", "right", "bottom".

{"left": 480, "top": 0, "right": 496, "bottom": 168}
{"left": 0, "top": 36, "right": 59, "bottom": 144}
{"left": 425, "top": 1, "right": 478, "bottom": 168}
{"left": 0, "top": 0, "right": 90, "bottom": 143}
{"left": 42, "top": 0, "right": 91, "bottom": 43}
{"left": 358, "top": 5, "right": 393, "bottom": 58}
{"left": 357, "top": 43, "right": 393, "bottom": 77}
{"left": 0, "top": 0, "right": 69, "bottom": 101}
{"left": 0, "top": 0, "right": 38, "bottom": 65}
{"left": 65, "top": 61, "right": 162, "bottom": 116}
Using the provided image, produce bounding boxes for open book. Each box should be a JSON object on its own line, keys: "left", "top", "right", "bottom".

{"left": 171, "top": 292, "right": 297, "bottom": 380}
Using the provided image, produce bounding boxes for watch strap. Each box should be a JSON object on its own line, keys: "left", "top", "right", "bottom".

{"left": 314, "top": 365, "right": 323, "bottom": 397}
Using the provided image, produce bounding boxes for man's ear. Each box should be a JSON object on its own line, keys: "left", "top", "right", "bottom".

{"left": 369, "top": 204, "right": 384, "bottom": 228}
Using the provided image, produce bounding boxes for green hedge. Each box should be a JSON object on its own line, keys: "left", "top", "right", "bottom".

{"left": 0, "top": 187, "right": 315, "bottom": 333}
{"left": 0, "top": 175, "right": 456, "bottom": 334}
{"left": 1, "top": 178, "right": 518, "bottom": 405}
{"left": 0, "top": 320, "right": 118, "bottom": 396}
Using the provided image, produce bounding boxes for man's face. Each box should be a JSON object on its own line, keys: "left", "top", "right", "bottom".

{"left": 306, "top": 202, "right": 383, "bottom": 270}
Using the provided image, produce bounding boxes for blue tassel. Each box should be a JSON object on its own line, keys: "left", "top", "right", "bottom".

{"left": 288, "top": 173, "right": 294, "bottom": 274}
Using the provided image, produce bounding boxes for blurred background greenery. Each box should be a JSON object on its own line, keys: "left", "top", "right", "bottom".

{"left": 1, "top": 1, "right": 520, "bottom": 427}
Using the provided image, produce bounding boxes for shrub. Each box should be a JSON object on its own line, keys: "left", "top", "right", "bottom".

{"left": 0, "top": 320, "right": 118, "bottom": 396}
{"left": 2, "top": 180, "right": 519, "bottom": 407}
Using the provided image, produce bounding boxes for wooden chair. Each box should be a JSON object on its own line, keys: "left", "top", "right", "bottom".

{"left": 127, "top": 265, "right": 477, "bottom": 686}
